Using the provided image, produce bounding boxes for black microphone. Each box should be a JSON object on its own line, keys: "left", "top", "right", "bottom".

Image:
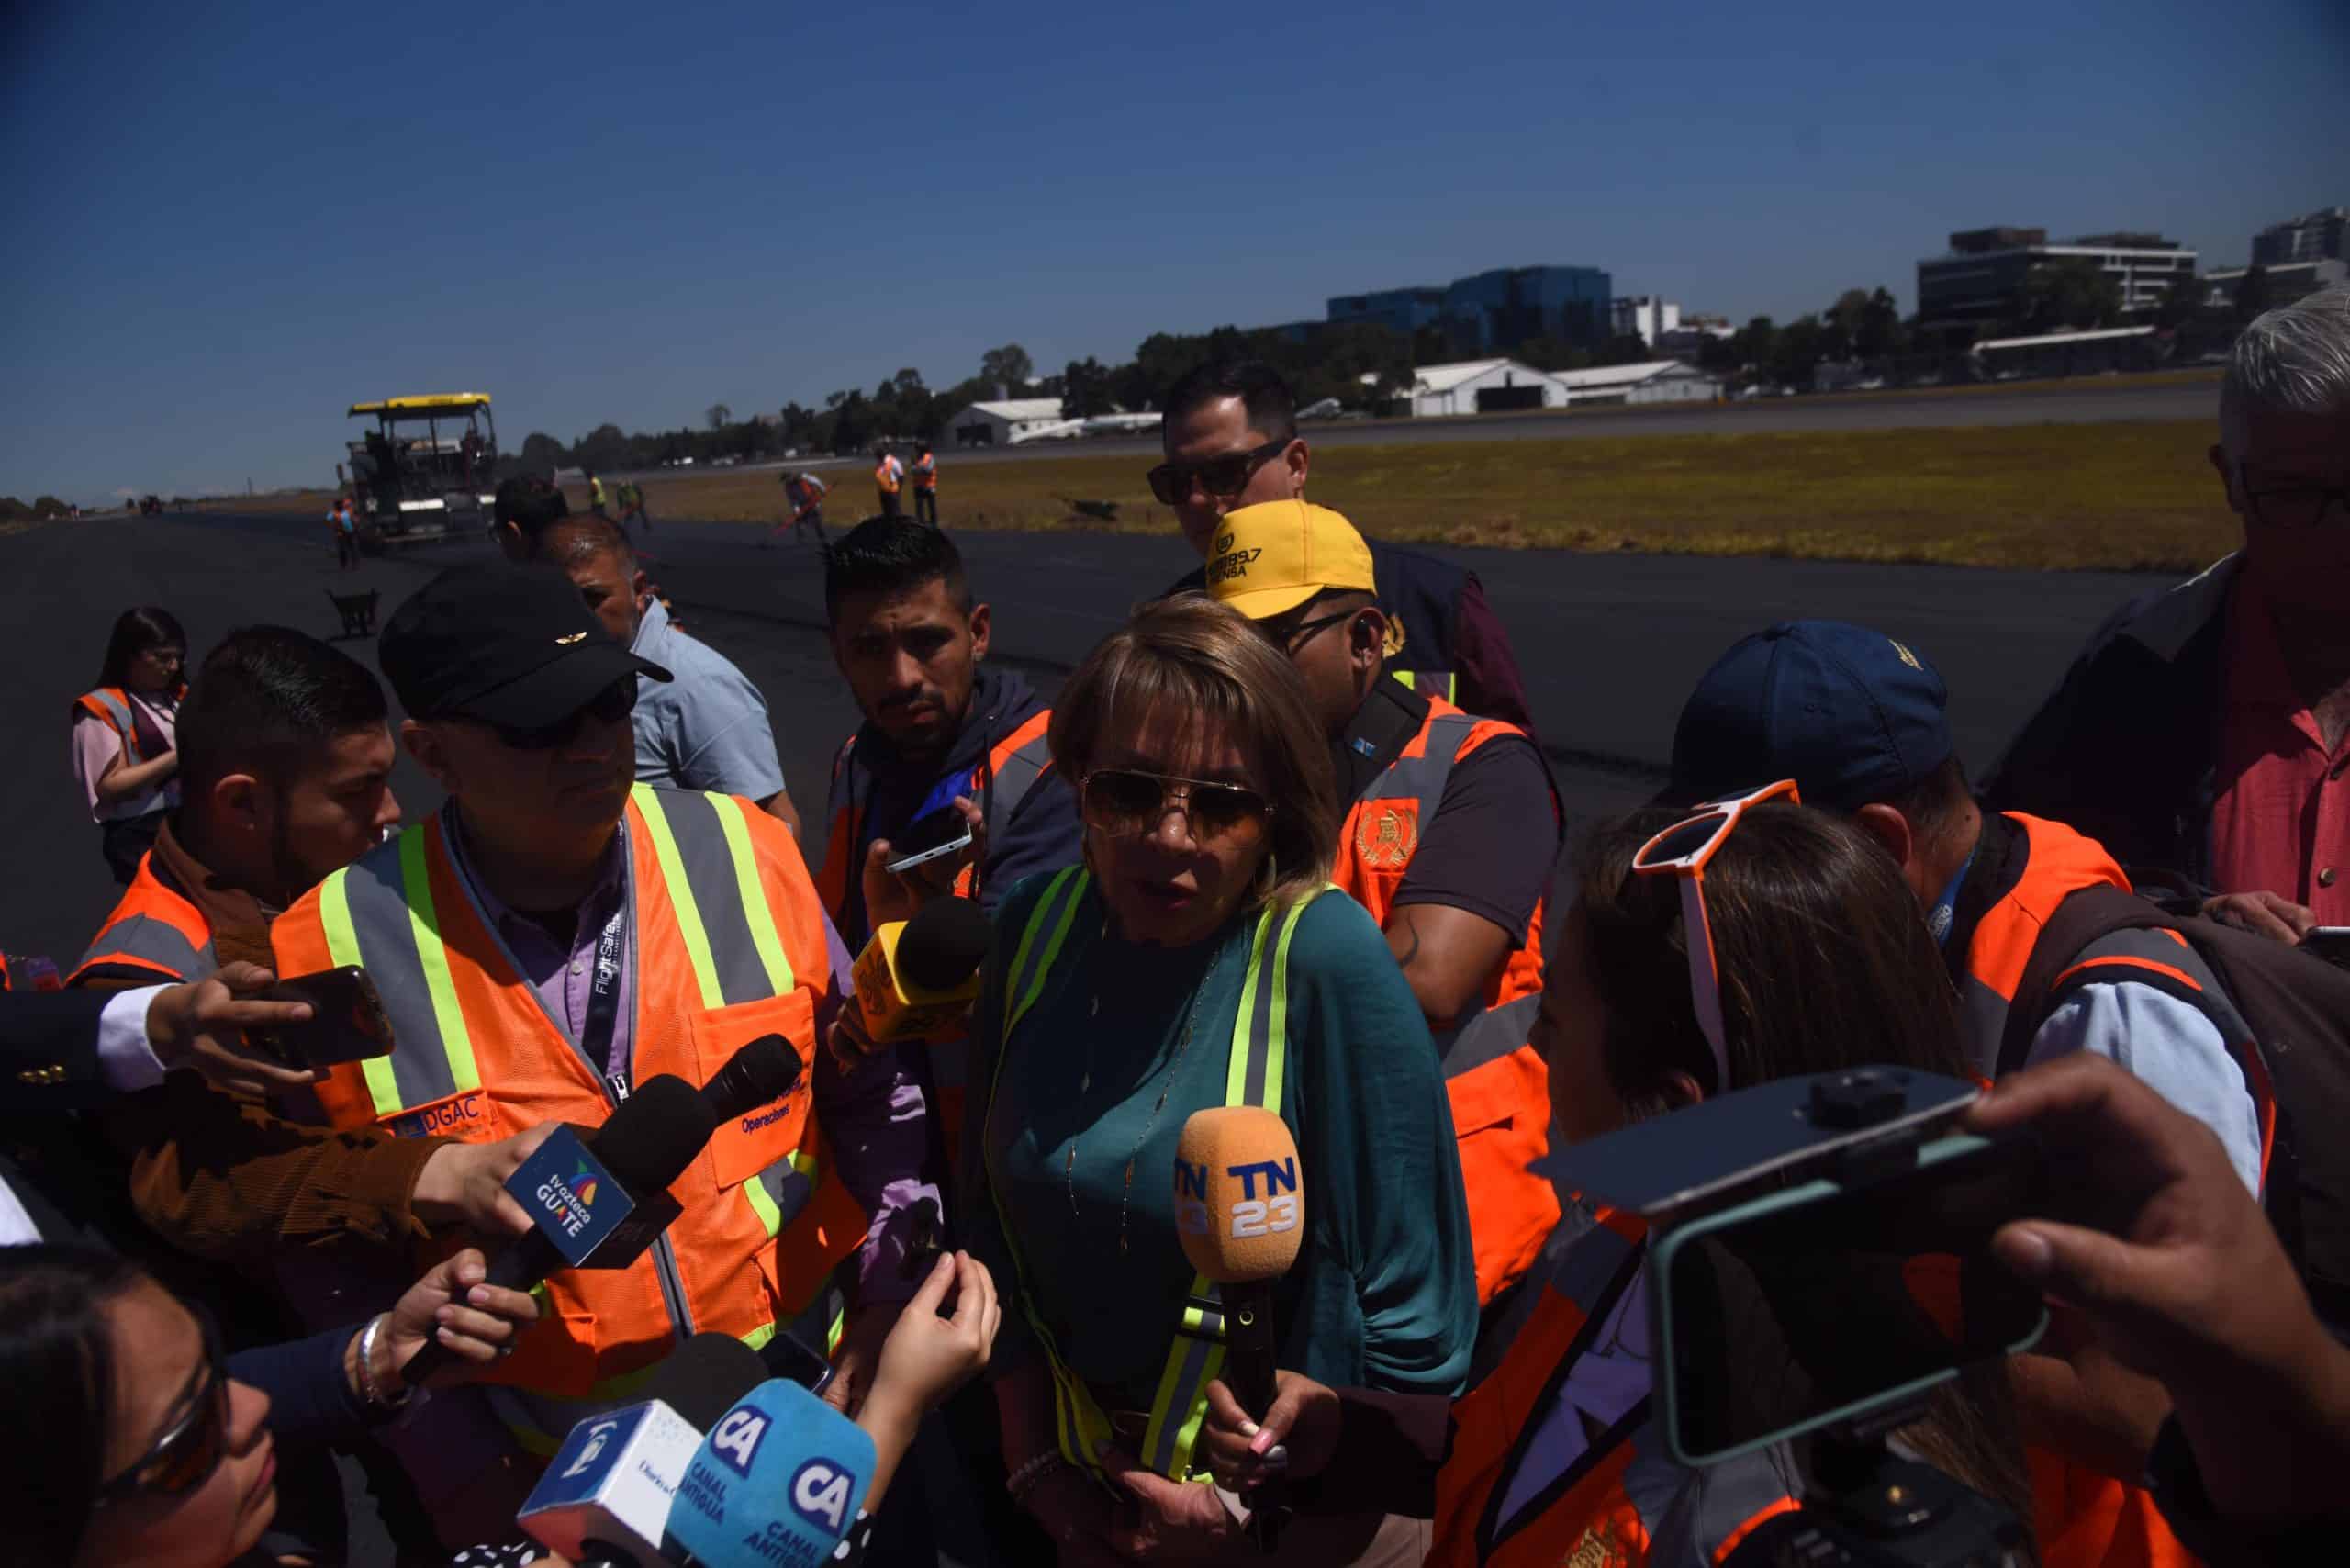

{"left": 701, "top": 1033, "right": 802, "bottom": 1121}
{"left": 396, "top": 1075, "right": 717, "bottom": 1388}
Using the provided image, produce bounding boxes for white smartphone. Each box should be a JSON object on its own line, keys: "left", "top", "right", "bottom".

{"left": 884, "top": 829, "right": 975, "bottom": 877}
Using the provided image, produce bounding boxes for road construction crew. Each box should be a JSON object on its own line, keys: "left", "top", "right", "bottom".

{"left": 874, "top": 445, "right": 905, "bottom": 519}
{"left": 912, "top": 442, "right": 939, "bottom": 527}
{"left": 1203, "top": 499, "right": 1561, "bottom": 1315}
{"left": 817, "top": 519, "right": 1080, "bottom": 1165}
{"left": 272, "top": 565, "right": 937, "bottom": 1455}
{"left": 778, "top": 469, "right": 830, "bottom": 548}
{"left": 1155, "top": 359, "right": 1537, "bottom": 733}
{"left": 586, "top": 470, "right": 610, "bottom": 519}
{"left": 1669, "top": 619, "right": 2271, "bottom": 1568}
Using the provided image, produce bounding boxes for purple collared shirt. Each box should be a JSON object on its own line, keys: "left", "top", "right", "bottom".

{"left": 445, "top": 803, "right": 936, "bottom": 1304}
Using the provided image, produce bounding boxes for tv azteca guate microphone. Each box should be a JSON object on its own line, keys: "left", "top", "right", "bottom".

{"left": 845, "top": 897, "right": 993, "bottom": 1052}
{"left": 397, "top": 1036, "right": 797, "bottom": 1386}
{"left": 661, "top": 1375, "right": 879, "bottom": 1568}
{"left": 518, "top": 1331, "right": 767, "bottom": 1567}
{"left": 1175, "top": 1105, "right": 1306, "bottom": 1551}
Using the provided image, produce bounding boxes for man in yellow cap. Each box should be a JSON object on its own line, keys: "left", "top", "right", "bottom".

{"left": 1203, "top": 498, "right": 1562, "bottom": 1316}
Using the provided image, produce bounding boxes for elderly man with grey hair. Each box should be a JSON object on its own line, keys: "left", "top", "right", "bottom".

{"left": 1986, "top": 286, "right": 2350, "bottom": 946}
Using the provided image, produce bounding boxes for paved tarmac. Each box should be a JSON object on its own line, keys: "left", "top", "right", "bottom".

{"left": 0, "top": 507, "right": 2183, "bottom": 969}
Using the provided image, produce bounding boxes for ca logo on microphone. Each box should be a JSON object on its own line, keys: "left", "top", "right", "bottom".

{"left": 709, "top": 1407, "right": 767, "bottom": 1476}
{"left": 791, "top": 1459, "right": 856, "bottom": 1534}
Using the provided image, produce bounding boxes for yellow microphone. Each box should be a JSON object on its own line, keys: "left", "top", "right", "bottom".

{"left": 1176, "top": 1106, "right": 1304, "bottom": 1549}
{"left": 846, "top": 898, "right": 992, "bottom": 1049}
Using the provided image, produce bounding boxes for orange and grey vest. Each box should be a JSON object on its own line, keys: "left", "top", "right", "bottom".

{"left": 816, "top": 710, "right": 1055, "bottom": 1166}
{"left": 875, "top": 457, "right": 901, "bottom": 495}
{"left": 1430, "top": 1207, "right": 1800, "bottom": 1567}
{"left": 273, "top": 786, "right": 867, "bottom": 1455}
{"left": 912, "top": 454, "right": 936, "bottom": 491}
{"left": 1332, "top": 693, "right": 1558, "bottom": 1306}
{"left": 74, "top": 687, "right": 169, "bottom": 765}
{"left": 71, "top": 851, "right": 216, "bottom": 987}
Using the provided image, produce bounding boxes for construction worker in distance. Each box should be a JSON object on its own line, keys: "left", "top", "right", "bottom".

{"left": 330, "top": 495, "right": 359, "bottom": 572}
{"left": 1203, "top": 499, "right": 1563, "bottom": 1318}
{"left": 586, "top": 469, "right": 610, "bottom": 519}
{"left": 776, "top": 469, "right": 829, "bottom": 549}
{"left": 911, "top": 442, "right": 939, "bottom": 527}
{"left": 873, "top": 443, "right": 905, "bottom": 519}
{"left": 272, "top": 565, "right": 938, "bottom": 1458}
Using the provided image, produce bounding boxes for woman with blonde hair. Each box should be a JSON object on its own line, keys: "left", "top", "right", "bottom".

{"left": 961, "top": 594, "right": 1477, "bottom": 1563}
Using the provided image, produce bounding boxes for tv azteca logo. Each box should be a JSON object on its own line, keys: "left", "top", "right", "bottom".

{"left": 535, "top": 1162, "right": 601, "bottom": 1239}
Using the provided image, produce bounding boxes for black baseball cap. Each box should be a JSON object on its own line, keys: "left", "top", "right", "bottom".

{"left": 380, "top": 565, "right": 670, "bottom": 727}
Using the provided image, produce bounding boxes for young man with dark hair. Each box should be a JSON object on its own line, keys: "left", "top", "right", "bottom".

{"left": 532, "top": 514, "right": 801, "bottom": 837}
{"left": 492, "top": 474, "right": 570, "bottom": 562}
{"left": 819, "top": 519, "right": 1080, "bottom": 951}
{"left": 1154, "top": 358, "right": 1537, "bottom": 731}
{"left": 1203, "top": 500, "right": 1561, "bottom": 1312}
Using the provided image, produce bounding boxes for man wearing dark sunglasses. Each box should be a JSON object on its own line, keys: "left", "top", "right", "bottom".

{"left": 1205, "top": 498, "right": 1563, "bottom": 1312}
{"left": 274, "top": 565, "right": 937, "bottom": 1492}
{"left": 1153, "top": 357, "right": 1536, "bottom": 732}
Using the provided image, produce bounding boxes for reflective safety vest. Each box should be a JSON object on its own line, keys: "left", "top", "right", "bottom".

{"left": 875, "top": 457, "right": 901, "bottom": 494}
{"left": 816, "top": 710, "right": 1057, "bottom": 1168}
{"left": 272, "top": 785, "right": 867, "bottom": 1455}
{"left": 912, "top": 454, "right": 937, "bottom": 491}
{"left": 74, "top": 687, "right": 169, "bottom": 765}
{"left": 1333, "top": 694, "right": 1558, "bottom": 1306}
{"left": 986, "top": 867, "right": 1323, "bottom": 1484}
{"left": 70, "top": 851, "right": 217, "bottom": 987}
{"left": 1429, "top": 1207, "right": 1800, "bottom": 1567}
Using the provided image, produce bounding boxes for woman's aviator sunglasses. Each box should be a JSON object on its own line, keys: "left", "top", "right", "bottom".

{"left": 1080, "top": 768, "right": 1274, "bottom": 847}
{"left": 95, "top": 1306, "right": 232, "bottom": 1506}
{"left": 1145, "top": 438, "right": 1292, "bottom": 507}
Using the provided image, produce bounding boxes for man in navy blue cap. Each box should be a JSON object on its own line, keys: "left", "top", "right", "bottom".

{"left": 1670, "top": 620, "right": 2264, "bottom": 1198}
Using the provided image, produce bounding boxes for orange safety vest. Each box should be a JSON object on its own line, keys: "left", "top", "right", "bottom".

{"left": 70, "top": 851, "right": 216, "bottom": 987}
{"left": 1331, "top": 693, "right": 1558, "bottom": 1305}
{"left": 1430, "top": 1207, "right": 1800, "bottom": 1567}
{"left": 273, "top": 785, "right": 867, "bottom": 1454}
{"left": 912, "top": 454, "right": 937, "bottom": 491}
{"left": 74, "top": 687, "right": 170, "bottom": 765}
{"left": 816, "top": 710, "right": 1056, "bottom": 1168}
{"left": 875, "top": 457, "right": 901, "bottom": 495}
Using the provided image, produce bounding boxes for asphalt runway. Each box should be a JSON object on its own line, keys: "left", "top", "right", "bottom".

{"left": 662, "top": 377, "right": 2219, "bottom": 481}
{"left": 0, "top": 508, "right": 2180, "bottom": 969}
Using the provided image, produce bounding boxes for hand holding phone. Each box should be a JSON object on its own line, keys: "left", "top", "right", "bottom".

{"left": 252, "top": 965, "right": 396, "bottom": 1067}
{"left": 146, "top": 962, "right": 328, "bottom": 1097}
{"left": 863, "top": 799, "right": 985, "bottom": 930}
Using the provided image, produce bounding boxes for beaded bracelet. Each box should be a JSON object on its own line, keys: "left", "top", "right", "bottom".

{"left": 1005, "top": 1451, "right": 1069, "bottom": 1503}
{"left": 354, "top": 1315, "right": 411, "bottom": 1410}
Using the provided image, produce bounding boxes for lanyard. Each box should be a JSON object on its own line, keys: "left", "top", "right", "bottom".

{"left": 579, "top": 896, "right": 629, "bottom": 1085}
{"left": 1927, "top": 846, "right": 1978, "bottom": 949}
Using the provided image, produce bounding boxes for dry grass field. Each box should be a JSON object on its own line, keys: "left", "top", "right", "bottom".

{"left": 220, "top": 411, "right": 2235, "bottom": 573}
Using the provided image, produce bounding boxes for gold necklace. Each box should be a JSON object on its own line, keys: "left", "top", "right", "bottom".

{"left": 1065, "top": 930, "right": 1228, "bottom": 1255}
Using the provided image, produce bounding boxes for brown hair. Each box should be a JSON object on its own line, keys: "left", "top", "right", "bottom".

{"left": 1049, "top": 594, "right": 1337, "bottom": 911}
{"left": 1573, "top": 802, "right": 2031, "bottom": 1542}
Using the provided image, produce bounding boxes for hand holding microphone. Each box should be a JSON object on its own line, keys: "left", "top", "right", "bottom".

{"left": 831, "top": 896, "right": 994, "bottom": 1070}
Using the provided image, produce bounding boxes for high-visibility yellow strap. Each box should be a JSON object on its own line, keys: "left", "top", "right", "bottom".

{"left": 1225, "top": 901, "right": 1281, "bottom": 1104}
{"left": 1258, "top": 895, "right": 1318, "bottom": 1114}
{"left": 1141, "top": 1276, "right": 1229, "bottom": 1478}
{"left": 709, "top": 790, "right": 794, "bottom": 994}
{"left": 319, "top": 868, "right": 405, "bottom": 1118}
{"left": 744, "top": 1175, "right": 784, "bottom": 1238}
{"left": 632, "top": 785, "right": 723, "bottom": 1008}
{"left": 398, "top": 829, "right": 478, "bottom": 1100}
{"left": 1005, "top": 866, "right": 1085, "bottom": 1036}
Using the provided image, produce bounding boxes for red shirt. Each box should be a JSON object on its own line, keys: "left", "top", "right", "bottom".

{"left": 2211, "top": 578, "right": 2350, "bottom": 922}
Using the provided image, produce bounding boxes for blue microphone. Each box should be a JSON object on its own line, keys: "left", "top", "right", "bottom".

{"left": 661, "top": 1378, "right": 878, "bottom": 1568}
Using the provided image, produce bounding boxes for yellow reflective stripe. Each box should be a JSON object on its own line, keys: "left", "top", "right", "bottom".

{"left": 1140, "top": 1279, "right": 1228, "bottom": 1479}
{"left": 825, "top": 1305, "right": 845, "bottom": 1355}
{"left": 1006, "top": 867, "right": 1083, "bottom": 1035}
{"left": 711, "top": 791, "right": 793, "bottom": 993}
{"left": 1259, "top": 895, "right": 1316, "bottom": 1114}
{"left": 633, "top": 785, "right": 723, "bottom": 1008}
{"left": 1392, "top": 669, "right": 1415, "bottom": 689}
{"left": 398, "top": 828, "right": 478, "bottom": 1099}
{"left": 318, "top": 868, "right": 403, "bottom": 1117}
{"left": 744, "top": 1175, "right": 784, "bottom": 1238}
{"left": 1225, "top": 902, "right": 1280, "bottom": 1103}
{"left": 742, "top": 1321, "right": 778, "bottom": 1354}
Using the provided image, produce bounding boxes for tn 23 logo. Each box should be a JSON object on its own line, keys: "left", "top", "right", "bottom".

{"left": 1174, "top": 1156, "right": 1300, "bottom": 1240}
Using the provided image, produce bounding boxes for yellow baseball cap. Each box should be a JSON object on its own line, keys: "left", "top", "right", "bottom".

{"left": 1203, "top": 499, "right": 1376, "bottom": 621}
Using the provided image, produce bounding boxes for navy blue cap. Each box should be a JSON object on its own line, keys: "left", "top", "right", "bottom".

{"left": 1668, "top": 621, "right": 1952, "bottom": 812}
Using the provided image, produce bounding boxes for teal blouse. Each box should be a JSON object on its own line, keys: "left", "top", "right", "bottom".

{"left": 958, "top": 874, "right": 1477, "bottom": 1410}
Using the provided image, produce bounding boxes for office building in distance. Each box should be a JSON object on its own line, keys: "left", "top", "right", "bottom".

{"left": 1329, "top": 264, "right": 1613, "bottom": 356}
{"left": 2252, "top": 207, "right": 2347, "bottom": 268}
{"left": 1915, "top": 227, "right": 2197, "bottom": 334}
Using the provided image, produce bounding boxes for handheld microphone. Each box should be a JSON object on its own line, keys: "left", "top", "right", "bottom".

{"left": 518, "top": 1331, "right": 767, "bottom": 1567}
{"left": 1175, "top": 1105, "right": 1305, "bottom": 1550}
{"left": 397, "top": 1074, "right": 717, "bottom": 1387}
{"left": 845, "top": 897, "right": 993, "bottom": 1051}
{"left": 701, "top": 1033, "right": 802, "bottom": 1120}
{"left": 661, "top": 1377, "right": 878, "bottom": 1568}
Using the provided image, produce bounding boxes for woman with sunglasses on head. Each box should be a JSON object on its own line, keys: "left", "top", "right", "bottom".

{"left": 0, "top": 1241, "right": 542, "bottom": 1568}
{"left": 1197, "top": 792, "right": 2039, "bottom": 1567}
{"left": 75, "top": 606, "right": 189, "bottom": 885}
{"left": 959, "top": 593, "right": 1477, "bottom": 1565}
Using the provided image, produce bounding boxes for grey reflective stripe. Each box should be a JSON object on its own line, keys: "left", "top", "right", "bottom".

{"left": 1357, "top": 711, "right": 1475, "bottom": 808}
{"left": 986, "top": 732, "right": 1054, "bottom": 841}
{"left": 754, "top": 1158, "right": 817, "bottom": 1238}
{"left": 80, "top": 689, "right": 137, "bottom": 750}
{"left": 336, "top": 834, "right": 475, "bottom": 1113}
{"left": 1438, "top": 991, "right": 1540, "bottom": 1079}
{"left": 1619, "top": 1421, "right": 1797, "bottom": 1561}
{"left": 644, "top": 788, "right": 785, "bottom": 1006}
{"left": 1144, "top": 1294, "right": 1227, "bottom": 1476}
{"left": 1549, "top": 1212, "right": 1639, "bottom": 1310}
{"left": 1957, "top": 973, "right": 2010, "bottom": 1080}
{"left": 76, "top": 912, "right": 214, "bottom": 980}
{"left": 2064, "top": 928, "right": 2255, "bottom": 1042}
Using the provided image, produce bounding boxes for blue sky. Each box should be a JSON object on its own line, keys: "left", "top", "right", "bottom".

{"left": 4, "top": 0, "right": 2343, "bottom": 502}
